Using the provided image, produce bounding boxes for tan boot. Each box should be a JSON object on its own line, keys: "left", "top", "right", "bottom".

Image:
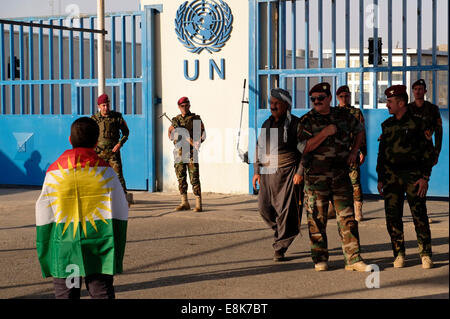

{"left": 345, "top": 261, "right": 369, "bottom": 272}
{"left": 314, "top": 262, "right": 329, "bottom": 271}
{"left": 393, "top": 255, "right": 405, "bottom": 268}
{"left": 354, "top": 201, "right": 363, "bottom": 222}
{"left": 193, "top": 195, "right": 202, "bottom": 212}
{"left": 421, "top": 256, "right": 433, "bottom": 269}
{"left": 175, "top": 194, "right": 190, "bottom": 211}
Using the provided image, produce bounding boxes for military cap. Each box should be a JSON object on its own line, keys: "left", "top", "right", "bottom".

{"left": 384, "top": 85, "right": 407, "bottom": 98}
{"left": 412, "top": 79, "right": 427, "bottom": 90}
{"left": 336, "top": 85, "right": 350, "bottom": 95}
{"left": 309, "top": 82, "right": 331, "bottom": 96}
{"left": 178, "top": 96, "right": 190, "bottom": 105}
{"left": 97, "top": 93, "right": 109, "bottom": 105}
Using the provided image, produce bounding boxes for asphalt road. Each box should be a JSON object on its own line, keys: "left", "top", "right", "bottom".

{"left": 0, "top": 188, "right": 448, "bottom": 299}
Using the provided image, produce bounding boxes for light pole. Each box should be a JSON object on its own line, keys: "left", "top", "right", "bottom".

{"left": 97, "top": 0, "right": 105, "bottom": 95}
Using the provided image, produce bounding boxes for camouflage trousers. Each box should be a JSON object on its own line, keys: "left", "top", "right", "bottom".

{"left": 382, "top": 168, "right": 432, "bottom": 258}
{"left": 304, "top": 169, "right": 362, "bottom": 265}
{"left": 174, "top": 159, "right": 201, "bottom": 196}
{"left": 95, "top": 147, "right": 127, "bottom": 193}
{"left": 349, "top": 163, "right": 363, "bottom": 202}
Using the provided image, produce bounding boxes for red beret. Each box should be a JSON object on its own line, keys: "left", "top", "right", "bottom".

{"left": 177, "top": 96, "right": 190, "bottom": 105}
{"left": 384, "top": 85, "right": 407, "bottom": 98}
{"left": 97, "top": 93, "right": 109, "bottom": 105}
{"left": 412, "top": 79, "right": 426, "bottom": 90}
{"left": 336, "top": 85, "right": 350, "bottom": 95}
{"left": 309, "top": 82, "right": 331, "bottom": 96}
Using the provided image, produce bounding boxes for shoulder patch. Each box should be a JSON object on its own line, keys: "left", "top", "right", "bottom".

{"left": 302, "top": 129, "right": 313, "bottom": 137}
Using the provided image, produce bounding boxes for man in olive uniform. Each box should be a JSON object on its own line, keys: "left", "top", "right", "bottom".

{"left": 253, "top": 88, "right": 303, "bottom": 262}
{"left": 168, "top": 97, "right": 206, "bottom": 212}
{"left": 91, "top": 93, "right": 133, "bottom": 206}
{"left": 297, "top": 82, "right": 368, "bottom": 272}
{"left": 328, "top": 85, "right": 367, "bottom": 222}
{"left": 408, "top": 79, "right": 443, "bottom": 166}
{"left": 377, "top": 85, "right": 434, "bottom": 269}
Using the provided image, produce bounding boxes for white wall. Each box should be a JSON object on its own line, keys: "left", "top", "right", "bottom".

{"left": 141, "top": 0, "right": 250, "bottom": 193}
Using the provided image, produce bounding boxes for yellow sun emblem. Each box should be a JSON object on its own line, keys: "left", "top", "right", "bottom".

{"left": 44, "top": 157, "right": 114, "bottom": 238}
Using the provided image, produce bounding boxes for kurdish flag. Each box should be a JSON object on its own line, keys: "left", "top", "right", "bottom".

{"left": 36, "top": 148, "right": 128, "bottom": 278}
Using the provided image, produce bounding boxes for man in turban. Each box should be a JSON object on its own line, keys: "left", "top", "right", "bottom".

{"left": 253, "top": 88, "right": 303, "bottom": 262}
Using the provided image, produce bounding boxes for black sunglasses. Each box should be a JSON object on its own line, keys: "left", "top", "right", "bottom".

{"left": 310, "top": 95, "right": 327, "bottom": 102}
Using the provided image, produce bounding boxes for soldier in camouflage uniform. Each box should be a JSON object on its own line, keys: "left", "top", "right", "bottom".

{"left": 377, "top": 85, "right": 434, "bottom": 269}
{"left": 91, "top": 93, "right": 132, "bottom": 206}
{"left": 328, "top": 85, "right": 367, "bottom": 222}
{"left": 408, "top": 79, "right": 443, "bottom": 224}
{"left": 168, "top": 97, "right": 206, "bottom": 212}
{"left": 297, "top": 82, "right": 368, "bottom": 272}
{"left": 408, "top": 79, "right": 443, "bottom": 166}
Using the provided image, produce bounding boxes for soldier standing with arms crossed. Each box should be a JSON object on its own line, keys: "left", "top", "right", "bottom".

{"left": 328, "top": 85, "right": 367, "bottom": 221}
{"left": 168, "top": 97, "right": 206, "bottom": 212}
{"left": 91, "top": 93, "right": 133, "bottom": 206}
{"left": 377, "top": 85, "right": 435, "bottom": 269}
{"left": 297, "top": 82, "right": 368, "bottom": 272}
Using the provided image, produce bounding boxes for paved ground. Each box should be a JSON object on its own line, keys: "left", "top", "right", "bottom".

{"left": 0, "top": 188, "right": 448, "bottom": 299}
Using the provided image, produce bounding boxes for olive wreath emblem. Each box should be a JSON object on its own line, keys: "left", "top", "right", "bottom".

{"left": 175, "top": 0, "right": 233, "bottom": 54}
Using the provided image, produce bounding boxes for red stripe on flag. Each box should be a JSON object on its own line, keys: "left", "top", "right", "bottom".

{"left": 47, "top": 148, "right": 110, "bottom": 173}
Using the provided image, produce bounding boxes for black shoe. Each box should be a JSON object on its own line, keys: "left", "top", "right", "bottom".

{"left": 273, "top": 251, "right": 286, "bottom": 262}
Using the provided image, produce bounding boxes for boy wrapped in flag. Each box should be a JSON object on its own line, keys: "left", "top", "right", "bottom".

{"left": 35, "top": 117, "right": 128, "bottom": 299}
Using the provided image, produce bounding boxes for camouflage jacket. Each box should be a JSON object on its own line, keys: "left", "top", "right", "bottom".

{"left": 171, "top": 112, "right": 206, "bottom": 150}
{"left": 91, "top": 111, "right": 129, "bottom": 150}
{"left": 407, "top": 100, "right": 443, "bottom": 159}
{"left": 297, "top": 107, "right": 363, "bottom": 175}
{"left": 339, "top": 104, "right": 367, "bottom": 156}
{"left": 376, "top": 110, "right": 434, "bottom": 184}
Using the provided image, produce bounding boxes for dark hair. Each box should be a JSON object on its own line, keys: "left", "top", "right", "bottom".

{"left": 395, "top": 93, "right": 409, "bottom": 105}
{"left": 70, "top": 117, "right": 99, "bottom": 148}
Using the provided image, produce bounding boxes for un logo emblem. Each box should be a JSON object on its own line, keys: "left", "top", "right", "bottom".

{"left": 175, "top": 0, "right": 233, "bottom": 54}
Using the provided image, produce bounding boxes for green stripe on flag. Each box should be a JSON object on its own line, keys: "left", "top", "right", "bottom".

{"left": 36, "top": 219, "right": 127, "bottom": 278}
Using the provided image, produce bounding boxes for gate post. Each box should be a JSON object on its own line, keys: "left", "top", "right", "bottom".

{"left": 248, "top": 0, "right": 258, "bottom": 194}
{"left": 142, "top": 6, "right": 156, "bottom": 192}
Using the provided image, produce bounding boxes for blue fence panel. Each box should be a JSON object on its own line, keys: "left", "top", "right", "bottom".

{"left": 249, "top": 0, "right": 449, "bottom": 197}
{"left": 0, "top": 9, "right": 155, "bottom": 191}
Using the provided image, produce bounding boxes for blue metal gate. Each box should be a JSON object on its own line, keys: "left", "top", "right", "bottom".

{"left": 249, "top": 0, "right": 449, "bottom": 197}
{"left": 0, "top": 6, "right": 157, "bottom": 191}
